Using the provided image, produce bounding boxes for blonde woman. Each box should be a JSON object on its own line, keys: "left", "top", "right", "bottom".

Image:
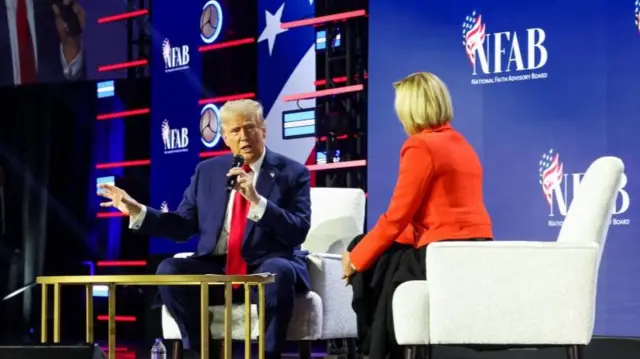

{"left": 342, "top": 72, "right": 493, "bottom": 359}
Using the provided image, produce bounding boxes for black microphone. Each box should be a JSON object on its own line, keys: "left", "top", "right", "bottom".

{"left": 226, "top": 155, "right": 245, "bottom": 191}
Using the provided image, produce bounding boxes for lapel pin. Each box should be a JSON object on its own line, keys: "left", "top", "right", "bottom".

{"left": 270, "top": 172, "right": 275, "bottom": 178}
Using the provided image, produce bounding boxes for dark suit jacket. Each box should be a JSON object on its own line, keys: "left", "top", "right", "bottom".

{"left": 0, "top": 1, "right": 86, "bottom": 85}
{"left": 139, "top": 149, "right": 312, "bottom": 289}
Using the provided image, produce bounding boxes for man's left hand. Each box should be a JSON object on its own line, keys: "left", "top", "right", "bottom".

{"left": 227, "top": 167, "right": 260, "bottom": 205}
{"left": 53, "top": 0, "right": 85, "bottom": 62}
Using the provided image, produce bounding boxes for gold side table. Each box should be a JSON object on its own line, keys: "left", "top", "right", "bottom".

{"left": 36, "top": 274, "right": 275, "bottom": 359}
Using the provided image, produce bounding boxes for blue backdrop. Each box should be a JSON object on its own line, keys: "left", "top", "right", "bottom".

{"left": 367, "top": 0, "right": 640, "bottom": 336}
{"left": 149, "top": 0, "right": 203, "bottom": 254}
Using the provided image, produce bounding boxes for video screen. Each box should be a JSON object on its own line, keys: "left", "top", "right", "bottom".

{"left": 0, "top": 0, "right": 135, "bottom": 86}
{"left": 282, "top": 108, "right": 316, "bottom": 139}
{"left": 315, "top": 28, "right": 342, "bottom": 51}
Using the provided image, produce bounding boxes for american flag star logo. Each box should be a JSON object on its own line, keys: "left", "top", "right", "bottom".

{"left": 635, "top": 0, "right": 640, "bottom": 34}
{"left": 462, "top": 11, "right": 486, "bottom": 66}
{"left": 539, "top": 149, "right": 564, "bottom": 205}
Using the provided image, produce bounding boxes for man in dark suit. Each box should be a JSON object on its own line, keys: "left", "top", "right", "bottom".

{"left": 98, "top": 99, "right": 312, "bottom": 359}
{"left": 0, "top": 0, "right": 85, "bottom": 85}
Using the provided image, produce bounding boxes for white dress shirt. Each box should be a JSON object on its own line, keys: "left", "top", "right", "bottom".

{"left": 5, "top": 0, "right": 83, "bottom": 84}
{"left": 130, "top": 150, "right": 269, "bottom": 255}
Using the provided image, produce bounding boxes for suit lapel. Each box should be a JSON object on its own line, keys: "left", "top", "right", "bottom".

{"left": 243, "top": 149, "right": 279, "bottom": 243}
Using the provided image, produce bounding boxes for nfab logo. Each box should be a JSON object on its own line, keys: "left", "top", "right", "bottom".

{"left": 160, "top": 201, "right": 169, "bottom": 213}
{"left": 538, "top": 149, "right": 630, "bottom": 227}
{"left": 162, "top": 119, "right": 189, "bottom": 154}
{"left": 462, "top": 11, "right": 549, "bottom": 85}
{"left": 162, "top": 38, "right": 190, "bottom": 73}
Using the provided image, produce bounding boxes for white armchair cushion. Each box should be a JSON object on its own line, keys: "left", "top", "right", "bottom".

{"left": 426, "top": 240, "right": 599, "bottom": 345}
{"left": 305, "top": 188, "right": 366, "bottom": 254}
{"left": 307, "top": 253, "right": 358, "bottom": 339}
{"left": 392, "top": 280, "right": 430, "bottom": 345}
{"left": 286, "top": 291, "right": 323, "bottom": 340}
{"left": 162, "top": 303, "right": 261, "bottom": 340}
{"left": 209, "top": 304, "right": 260, "bottom": 340}
{"left": 162, "top": 305, "right": 183, "bottom": 340}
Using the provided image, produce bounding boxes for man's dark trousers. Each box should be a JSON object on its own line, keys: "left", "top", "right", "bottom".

{"left": 157, "top": 255, "right": 305, "bottom": 358}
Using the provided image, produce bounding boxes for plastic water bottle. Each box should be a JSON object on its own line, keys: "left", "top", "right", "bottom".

{"left": 151, "top": 338, "right": 167, "bottom": 359}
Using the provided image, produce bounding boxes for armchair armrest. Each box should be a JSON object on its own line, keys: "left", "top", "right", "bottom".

{"left": 426, "top": 241, "right": 599, "bottom": 345}
{"left": 306, "top": 253, "right": 357, "bottom": 339}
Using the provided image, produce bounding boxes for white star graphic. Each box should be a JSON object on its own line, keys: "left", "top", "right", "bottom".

{"left": 258, "top": 3, "right": 288, "bottom": 56}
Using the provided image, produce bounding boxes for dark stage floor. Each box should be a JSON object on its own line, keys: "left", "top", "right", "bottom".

{"left": 1, "top": 337, "right": 638, "bottom": 359}
{"left": 99, "top": 337, "right": 640, "bottom": 359}
{"left": 429, "top": 337, "right": 640, "bottom": 359}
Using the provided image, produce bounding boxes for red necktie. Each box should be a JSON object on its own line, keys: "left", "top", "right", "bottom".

{"left": 226, "top": 165, "right": 252, "bottom": 284}
{"left": 16, "top": 0, "right": 36, "bottom": 84}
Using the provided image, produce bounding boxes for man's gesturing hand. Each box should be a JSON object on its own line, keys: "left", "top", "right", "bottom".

{"left": 227, "top": 167, "right": 260, "bottom": 205}
{"left": 97, "top": 184, "right": 142, "bottom": 217}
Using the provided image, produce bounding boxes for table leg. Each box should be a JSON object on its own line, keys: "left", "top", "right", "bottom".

{"left": 224, "top": 283, "right": 233, "bottom": 359}
{"left": 244, "top": 284, "right": 251, "bottom": 359}
{"left": 53, "top": 284, "right": 61, "bottom": 343}
{"left": 108, "top": 284, "right": 116, "bottom": 359}
{"left": 85, "top": 284, "right": 94, "bottom": 344}
{"left": 200, "top": 283, "right": 210, "bottom": 359}
{"left": 40, "top": 284, "right": 47, "bottom": 343}
{"left": 258, "top": 283, "right": 265, "bottom": 359}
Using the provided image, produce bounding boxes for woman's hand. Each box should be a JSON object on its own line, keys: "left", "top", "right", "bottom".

{"left": 342, "top": 251, "right": 357, "bottom": 285}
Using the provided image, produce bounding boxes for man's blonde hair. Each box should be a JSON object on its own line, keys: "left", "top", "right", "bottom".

{"left": 393, "top": 72, "right": 453, "bottom": 135}
{"left": 219, "top": 99, "right": 265, "bottom": 130}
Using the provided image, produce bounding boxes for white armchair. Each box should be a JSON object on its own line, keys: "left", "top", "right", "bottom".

{"left": 392, "top": 157, "right": 624, "bottom": 359}
{"left": 162, "top": 187, "right": 364, "bottom": 357}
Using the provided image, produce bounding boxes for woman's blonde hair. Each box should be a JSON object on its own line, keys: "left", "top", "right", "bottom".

{"left": 393, "top": 72, "right": 453, "bottom": 135}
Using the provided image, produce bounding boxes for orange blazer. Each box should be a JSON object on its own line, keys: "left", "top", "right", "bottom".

{"left": 350, "top": 124, "right": 493, "bottom": 271}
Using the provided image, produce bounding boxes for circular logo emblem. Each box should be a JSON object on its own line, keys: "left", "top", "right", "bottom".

{"left": 200, "top": 104, "right": 222, "bottom": 148}
{"left": 200, "top": 0, "right": 223, "bottom": 44}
